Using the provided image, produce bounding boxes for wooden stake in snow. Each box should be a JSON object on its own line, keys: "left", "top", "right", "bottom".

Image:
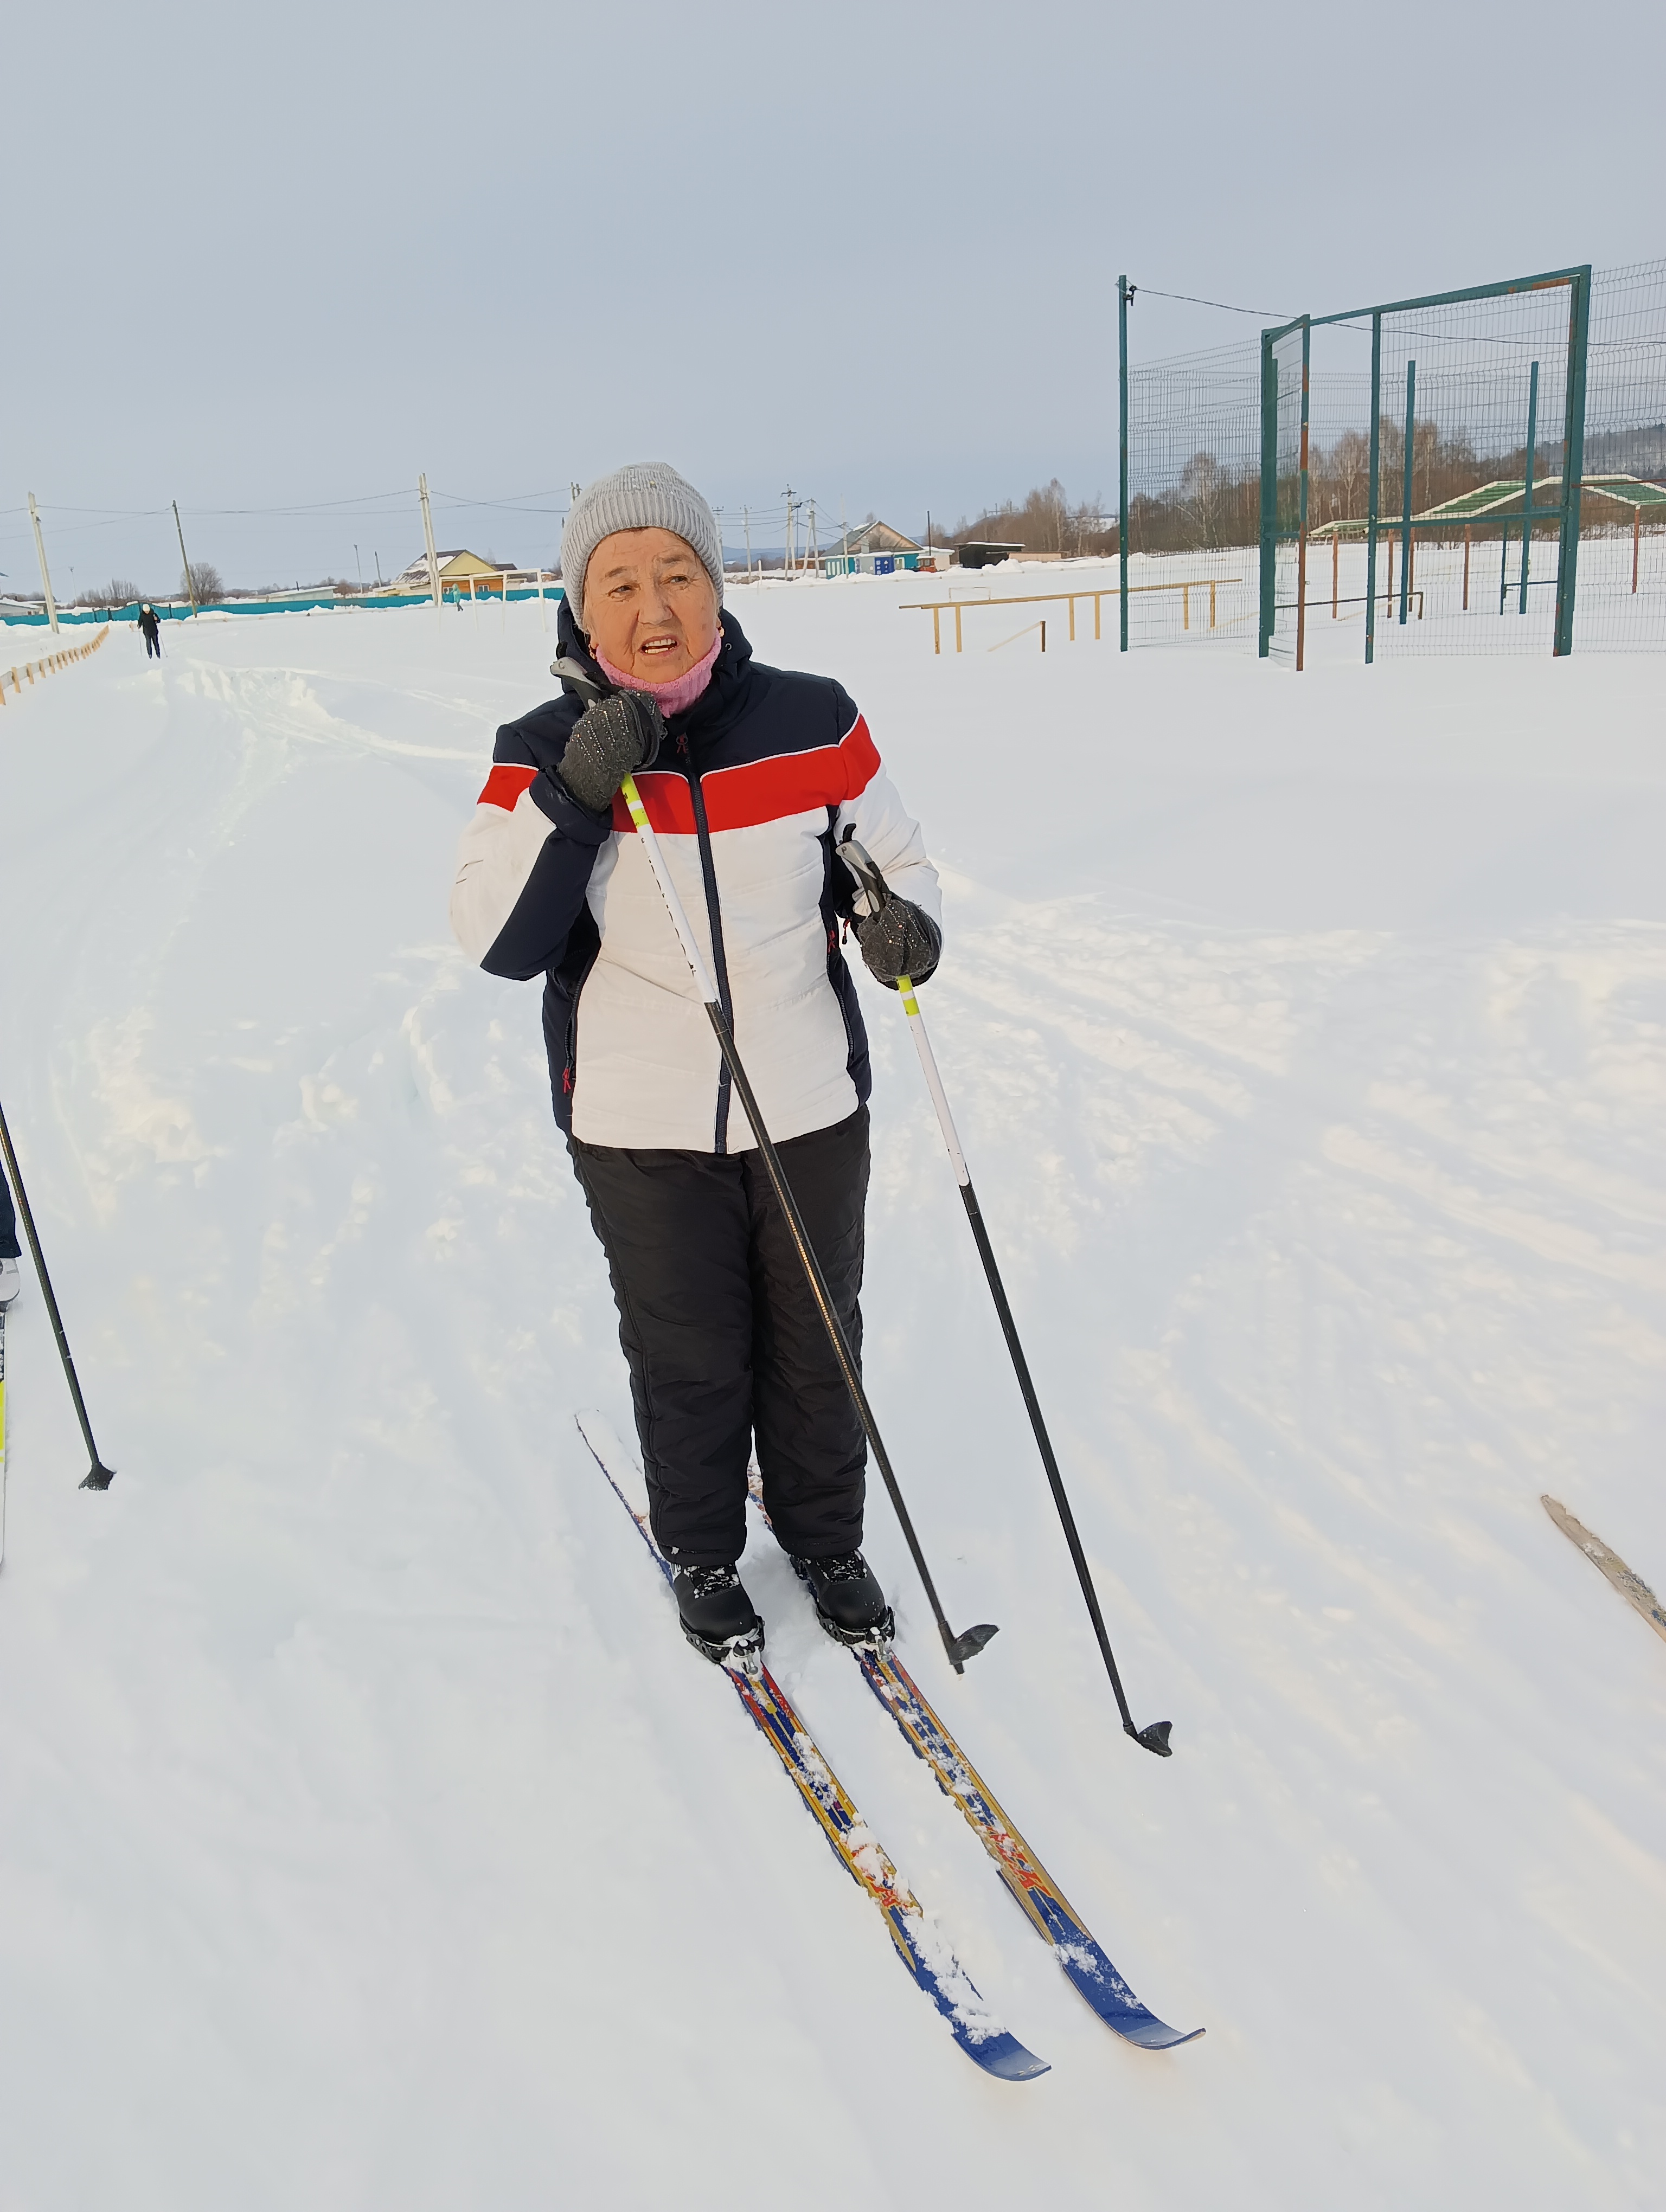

{"left": 1542, "top": 1496, "right": 1666, "bottom": 1647}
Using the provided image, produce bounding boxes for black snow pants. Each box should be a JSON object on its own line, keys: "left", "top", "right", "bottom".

{"left": 570, "top": 1105, "right": 869, "bottom": 1568}
{"left": 143, "top": 630, "right": 162, "bottom": 658}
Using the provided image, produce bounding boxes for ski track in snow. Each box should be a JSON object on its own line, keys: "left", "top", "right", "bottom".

{"left": 1, "top": 588, "right": 1663, "bottom": 2208}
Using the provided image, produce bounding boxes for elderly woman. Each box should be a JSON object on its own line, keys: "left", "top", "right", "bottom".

{"left": 450, "top": 464, "right": 942, "bottom": 1667}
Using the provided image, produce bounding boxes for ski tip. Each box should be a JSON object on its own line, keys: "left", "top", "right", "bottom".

{"left": 1117, "top": 2017, "right": 1205, "bottom": 2051}
{"left": 965, "top": 2029, "right": 1052, "bottom": 2081}
{"left": 1055, "top": 1947, "right": 1204, "bottom": 2050}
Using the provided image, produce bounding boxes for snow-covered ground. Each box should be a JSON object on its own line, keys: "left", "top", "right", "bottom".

{"left": 2, "top": 578, "right": 1663, "bottom": 2209}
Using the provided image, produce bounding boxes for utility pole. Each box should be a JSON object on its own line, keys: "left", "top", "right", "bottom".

{"left": 781, "top": 488, "right": 796, "bottom": 575}
{"left": 172, "top": 501, "right": 198, "bottom": 615}
{"left": 566, "top": 483, "right": 582, "bottom": 603}
{"left": 419, "top": 473, "right": 442, "bottom": 619}
{"left": 807, "top": 500, "right": 817, "bottom": 574}
{"left": 744, "top": 506, "right": 752, "bottom": 582}
{"left": 355, "top": 544, "right": 363, "bottom": 593}
{"left": 840, "top": 495, "right": 847, "bottom": 574}
{"left": 27, "top": 494, "right": 59, "bottom": 634}
{"left": 1118, "top": 274, "right": 1131, "bottom": 652}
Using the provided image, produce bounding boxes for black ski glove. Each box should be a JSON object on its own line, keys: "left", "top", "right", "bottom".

{"left": 854, "top": 897, "right": 941, "bottom": 989}
{"left": 556, "top": 690, "right": 666, "bottom": 814}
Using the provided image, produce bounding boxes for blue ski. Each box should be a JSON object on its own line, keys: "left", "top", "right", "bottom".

{"left": 576, "top": 1412, "right": 1048, "bottom": 2084}
{"left": 853, "top": 1641, "right": 1202, "bottom": 2049}
{"left": 749, "top": 1481, "right": 1202, "bottom": 2052}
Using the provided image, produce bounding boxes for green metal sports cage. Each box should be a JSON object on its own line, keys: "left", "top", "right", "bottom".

{"left": 1254, "top": 265, "right": 1592, "bottom": 665}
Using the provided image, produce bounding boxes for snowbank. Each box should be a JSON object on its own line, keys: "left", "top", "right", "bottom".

{"left": 1, "top": 586, "right": 1662, "bottom": 2208}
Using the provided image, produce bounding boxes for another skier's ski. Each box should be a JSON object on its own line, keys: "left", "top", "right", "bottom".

{"left": 1542, "top": 1494, "right": 1666, "bottom": 1647}
{"left": 748, "top": 1478, "right": 1201, "bottom": 2051}
{"left": 575, "top": 1412, "right": 1048, "bottom": 2082}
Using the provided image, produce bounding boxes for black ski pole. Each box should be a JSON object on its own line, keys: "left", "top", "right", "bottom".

{"left": 616, "top": 771, "right": 997, "bottom": 1676}
{"left": 0, "top": 1094, "right": 116, "bottom": 1490}
{"left": 838, "top": 834, "right": 1171, "bottom": 1753}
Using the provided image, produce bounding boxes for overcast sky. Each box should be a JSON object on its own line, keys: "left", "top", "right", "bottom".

{"left": 4, "top": 0, "right": 1662, "bottom": 593}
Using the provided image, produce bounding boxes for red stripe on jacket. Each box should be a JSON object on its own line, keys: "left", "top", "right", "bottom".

{"left": 478, "top": 763, "right": 539, "bottom": 809}
{"left": 609, "top": 715, "right": 882, "bottom": 835}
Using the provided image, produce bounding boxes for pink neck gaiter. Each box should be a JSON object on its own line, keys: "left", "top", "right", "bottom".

{"left": 595, "top": 626, "right": 723, "bottom": 718}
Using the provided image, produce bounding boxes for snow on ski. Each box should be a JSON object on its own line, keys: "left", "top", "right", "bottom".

{"left": 854, "top": 1645, "right": 1202, "bottom": 2049}
{"left": 747, "top": 1477, "right": 1201, "bottom": 2051}
{"left": 574, "top": 1411, "right": 1049, "bottom": 2084}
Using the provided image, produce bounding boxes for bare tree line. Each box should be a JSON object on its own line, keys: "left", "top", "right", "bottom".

{"left": 67, "top": 562, "right": 370, "bottom": 609}
{"left": 948, "top": 479, "right": 1117, "bottom": 557}
{"left": 941, "top": 414, "right": 1574, "bottom": 567}
{"left": 1127, "top": 419, "right": 1578, "bottom": 555}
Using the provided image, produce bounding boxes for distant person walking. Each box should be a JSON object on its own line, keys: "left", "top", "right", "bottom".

{"left": 138, "top": 602, "right": 162, "bottom": 659}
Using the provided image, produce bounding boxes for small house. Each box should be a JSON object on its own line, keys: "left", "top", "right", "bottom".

{"left": 388, "top": 549, "right": 522, "bottom": 596}
{"left": 823, "top": 520, "right": 925, "bottom": 577}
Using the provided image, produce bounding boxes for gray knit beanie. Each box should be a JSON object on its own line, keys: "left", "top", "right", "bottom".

{"left": 560, "top": 461, "right": 724, "bottom": 631}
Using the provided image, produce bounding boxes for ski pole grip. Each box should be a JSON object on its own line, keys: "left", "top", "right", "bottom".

{"left": 836, "top": 829, "right": 891, "bottom": 918}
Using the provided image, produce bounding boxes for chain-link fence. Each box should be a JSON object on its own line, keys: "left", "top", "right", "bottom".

{"left": 1576, "top": 259, "right": 1666, "bottom": 650}
{"left": 1120, "top": 258, "right": 1666, "bottom": 663}
{"left": 1123, "top": 340, "right": 1262, "bottom": 648}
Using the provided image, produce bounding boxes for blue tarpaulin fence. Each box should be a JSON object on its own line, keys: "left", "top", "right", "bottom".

{"left": 2, "top": 584, "right": 567, "bottom": 628}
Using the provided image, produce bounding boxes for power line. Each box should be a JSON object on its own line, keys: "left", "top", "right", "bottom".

{"left": 1130, "top": 284, "right": 1294, "bottom": 319}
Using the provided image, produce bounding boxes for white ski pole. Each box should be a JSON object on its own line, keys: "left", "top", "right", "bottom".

{"left": 838, "top": 832, "right": 1171, "bottom": 1753}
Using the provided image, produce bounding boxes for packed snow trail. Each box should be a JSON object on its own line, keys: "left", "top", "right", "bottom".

{"left": 0, "top": 587, "right": 1663, "bottom": 2209}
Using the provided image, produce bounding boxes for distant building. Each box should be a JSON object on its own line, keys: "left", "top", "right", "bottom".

{"left": 956, "top": 542, "right": 1027, "bottom": 570}
{"left": 388, "top": 548, "right": 524, "bottom": 594}
{"left": 823, "top": 519, "right": 930, "bottom": 577}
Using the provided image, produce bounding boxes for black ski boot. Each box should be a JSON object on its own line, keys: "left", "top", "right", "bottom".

{"left": 792, "top": 1552, "right": 894, "bottom": 1649}
{"left": 672, "top": 1564, "right": 764, "bottom": 1671}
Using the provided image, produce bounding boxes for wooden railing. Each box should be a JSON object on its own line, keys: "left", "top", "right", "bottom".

{"left": 899, "top": 578, "right": 1242, "bottom": 653}
{"left": 2, "top": 620, "right": 110, "bottom": 705}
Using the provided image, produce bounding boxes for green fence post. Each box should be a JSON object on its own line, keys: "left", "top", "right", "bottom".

{"left": 1554, "top": 266, "right": 1591, "bottom": 657}
{"left": 1258, "top": 331, "right": 1278, "bottom": 657}
{"left": 1366, "top": 312, "right": 1381, "bottom": 665}
{"left": 1519, "top": 359, "right": 1540, "bottom": 616}
{"left": 1399, "top": 360, "right": 1415, "bottom": 625}
{"left": 1296, "top": 319, "right": 1311, "bottom": 672}
{"left": 1118, "top": 274, "right": 1130, "bottom": 653}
